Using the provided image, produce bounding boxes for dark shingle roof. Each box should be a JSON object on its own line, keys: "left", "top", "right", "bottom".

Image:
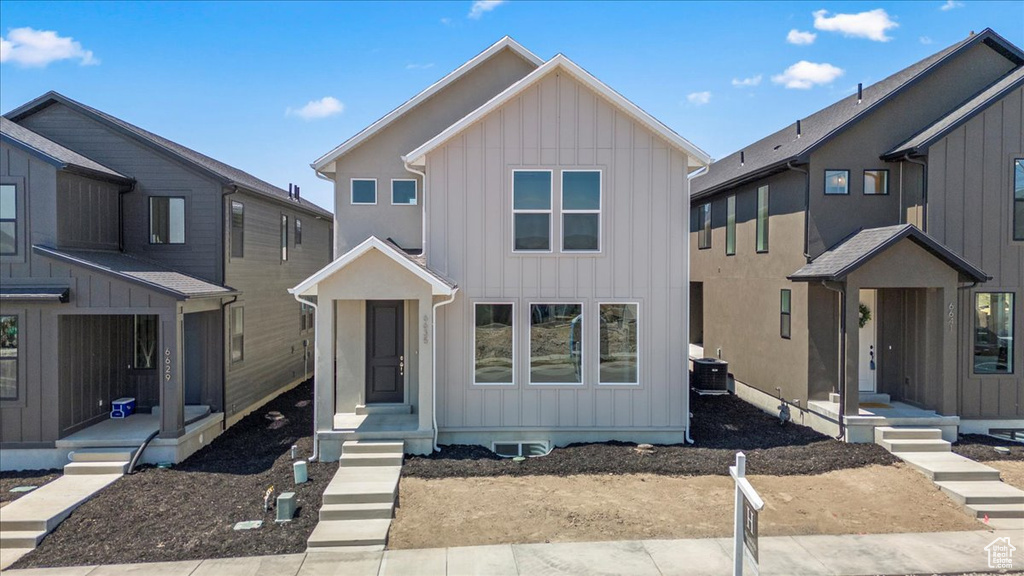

{"left": 1, "top": 117, "right": 130, "bottom": 182}
{"left": 885, "top": 67, "right": 1024, "bottom": 159}
{"left": 692, "top": 29, "right": 1023, "bottom": 199}
{"left": 383, "top": 237, "right": 457, "bottom": 289}
{"left": 33, "top": 246, "right": 239, "bottom": 299}
{"left": 788, "top": 224, "right": 988, "bottom": 283}
{"left": 6, "top": 92, "right": 332, "bottom": 219}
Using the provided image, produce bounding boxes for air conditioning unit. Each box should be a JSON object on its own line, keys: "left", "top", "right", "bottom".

{"left": 692, "top": 358, "right": 728, "bottom": 394}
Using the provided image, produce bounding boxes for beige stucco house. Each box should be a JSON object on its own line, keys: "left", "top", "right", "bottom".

{"left": 292, "top": 38, "right": 710, "bottom": 457}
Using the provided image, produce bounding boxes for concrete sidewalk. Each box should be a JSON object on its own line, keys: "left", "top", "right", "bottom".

{"left": 3, "top": 529, "right": 1022, "bottom": 575}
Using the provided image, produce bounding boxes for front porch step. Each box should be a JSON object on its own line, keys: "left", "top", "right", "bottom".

{"left": 342, "top": 440, "right": 405, "bottom": 455}
{"left": 63, "top": 461, "right": 129, "bottom": 475}
{"left": 964, "top": 503, "right": 1024, "bottom": 519}
{"left": 898, "top": 452, "right": 1002, "bottom": 482}
{"left": 935, "top": 481, "right": 1024, "bottom": 506}
{"left": 355, "top": 404, "right": 412, "bottom": 416}
{"left": 70, "top": 447, "right": 138, "bottom": 463}
{"left": 319, "top": 502, "right": 394, "bottom": 521}
{"left": 307, "top": 519, "right": 392, "bottom": 548}
{"left": 339, "top": 452, "right": 403, "bottom": 467}
{"left": 0, "top": 517, "right": 47, "bottom": 532}
{"left": 0, "top": 530, "right": 46, "bottom": 549}
{"left": 874, "top": 426, "right": 943, "bottom": 443}
{"left": 877, "top": 438, "right": 951, "bottom": 453}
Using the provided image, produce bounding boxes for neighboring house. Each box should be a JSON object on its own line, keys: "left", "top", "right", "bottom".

{"left": 0, "top": 94, "right": 332, "bottom": 470}
{"left": 292, "top": 37, "right": 710, "bottom": 457}
{"left": 689, "top": 29, "right": 1023, "bottom": 442}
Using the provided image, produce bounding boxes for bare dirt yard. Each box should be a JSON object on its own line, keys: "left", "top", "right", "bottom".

{"left": 984, "top": 461, "right": 1024, "bottom": 491}
{"left": 0, "top": 470, "right": 60, "bottom": 509}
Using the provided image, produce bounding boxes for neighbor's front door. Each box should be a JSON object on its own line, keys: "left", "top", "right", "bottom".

{"left": 365, "top": 300, "right": 405, "bottom": 404}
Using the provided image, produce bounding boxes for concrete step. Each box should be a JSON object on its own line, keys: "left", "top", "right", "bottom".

{"left": 874, "top": 427, "right": 943, "bottom": 442}
{"left": 355, "top": 404, "right": 412, "bottom": 415}
{"left": 339, "top": 453, "right": 403, "bottom": 467}
{"left": 306, "top": 544, "right": 385, "bottom": 554}
{"left": 319, "top": 502, "right": 394, "bottom": 521}
{"left": 0, "top": 530, "right": 46, "bottom": 549}
{"left": 342, "top": 440, "right": 405, "bottom": 455}
{"left": 878, "top": 438, "right": 951, "bottom": 453}
{"left": 859, "top": 393, "right": 891, "bottom": 404}
{"left": 0, "top": 517, "right": 48, "bottom": 532}
{"left": 936, "top": 481, "right": 1024, "bottom": 506}
{"left": 70, "top": 447, "right": 137, "bottom": 463}
{"left": 964, "top": 503, "right": 1024, "bottom": 519}
{"left": 322, "top": 466, "right": 401, "bottom": 505}
{"left": 898, "top": 452, "right": 1002, "bottom": 482}
{"left": 306, "top": 518, "right": 391, "bottom": 548}
{"left": 63, "top": 461, "right": 129, "bottom": 475}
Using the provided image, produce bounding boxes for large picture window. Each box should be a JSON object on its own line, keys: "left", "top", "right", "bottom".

{"left": 0, "top": 184, "right": 16, "bottom": 255}
{"left": 756, "top": 185, "right": 769, "bottom": 253}
{"left": 726, "top": 195, "right": 736, "bottom": 256}
{"left": 825, "top": 170, "right": 849, "bottom": 195}
{"left": 0, "top": 315, "right": 18, "bottom": 400}
{"left": 231, "top": 306, "right": 244, "bottom": 363}
{"left": 599, "top": 303, "right": 638, "bottom": 385}
{"left": 562, "top": 171, "right": 601, "bottom": 251}
{"left": 133, "top": 315, "right": 158, "bottom": 370}
{"left": 697, "top": 203, "right": 711, "bottom": 250}
{"left": 513, "top": 171, "right": 552, "bottom": 251}
{"left": 529, "top": 304, "right": 582, "bottom": 385}
{"left": 474, "top": 303, "right": 514, "bottom": 385}
{"left": 974, "top": 293, "right": 1014, "bottom": 374}
{"left": 230, "top": 200, "right": 244, "bottom": 258}
{"left": 1014, "top": 158, "right": 1023, "bottom": 241}
{"left": 149, "top": 196, "right": 185, "bottom": 244}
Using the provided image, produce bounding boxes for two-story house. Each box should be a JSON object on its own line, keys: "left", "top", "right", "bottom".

{"left": 689, "top": 29, "right": 1022, "bottom": 442}
{"left": 0, "top": 94, "right": 332, "bottom": 470}
{"left": 291, "top": 37, "right": 710, "bottom": 458}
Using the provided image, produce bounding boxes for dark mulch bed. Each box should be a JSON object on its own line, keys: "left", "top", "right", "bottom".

{"left": 14, "top": 380, "right": 335, "bottom": 569}
{"left": 0, "top": 469, "right": 61, "bottom": 506}
{"left": 403, "top": 391, "right": 898, "bottom": 479}
{"left": 953, "top": 433, "right": 1024, "bottom": 461}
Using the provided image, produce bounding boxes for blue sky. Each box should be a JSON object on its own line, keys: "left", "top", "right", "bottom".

{"left": 2, "top": 1, "right": 1021, "bottom": 212}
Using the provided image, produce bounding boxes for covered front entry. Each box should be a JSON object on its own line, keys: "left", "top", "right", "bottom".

{"left": 366, "top": 300, "right": 405, "bottom": 404}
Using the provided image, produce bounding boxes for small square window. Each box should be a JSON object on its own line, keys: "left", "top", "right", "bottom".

{"left": 864, "top": 170, "right": 889, "bottom": 195}
{"left": 351, "top": 179, "right": 377, "bottom": 205}
{"left": 392, "top": 180, "right": 417, "bottom": 205}
{"left": 825, "top": 170, "right": 850, "bottom": 195}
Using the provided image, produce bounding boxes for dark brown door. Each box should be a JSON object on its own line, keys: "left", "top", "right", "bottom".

{"left": 366, "top": 300, "right": 404, "bottom": 404}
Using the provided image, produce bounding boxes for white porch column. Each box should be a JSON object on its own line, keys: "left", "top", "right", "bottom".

{"left": 314, "top": 298, "right": 334, "bottom": 433}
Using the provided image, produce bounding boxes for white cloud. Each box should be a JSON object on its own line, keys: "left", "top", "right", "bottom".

{"left": 786, "top": 29, "right": 817, "bottom": 45}
{"left": 468, "top": 0, "right": 504, "bottom": 19}
{"left": 440, "top": 17, "right": 453, "bottom": 25}
{"left": 286, "top": 96, "right": 345, "bottom": 120}
{"left": 686, "top": 91, "right": 712, "bottom": 106}
{"left": 772, "top": 61, "right": 845, "bottom": 89}
{"left": 920, "top": 36, "right": 934, "bottom": 44}
{"left": 731, "top": 75, "right": 762, "bottom": 88}
{"left": 940, "top": 0, "right": 964, "bottom": 10}
{"left": 813, "top": 9, "right": 898, "bottom": 42}
{"left": 406, "top": 62, "right": 435, "bottom": 70}
{"left": 0, "top": 27, "right": 98, "bottom": 67}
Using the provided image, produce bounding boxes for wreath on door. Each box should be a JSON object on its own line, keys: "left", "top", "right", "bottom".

{"left": 859, "top": 303, "right": 872, "bottom": 328}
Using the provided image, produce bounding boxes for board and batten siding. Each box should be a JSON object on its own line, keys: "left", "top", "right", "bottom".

{"left": 425, "top": 70, "right": 689, "bottom": 433}
{"left": 56, "top": 172, "right": 121, "bottom": 251}
{"left": 926, "top": 83, "right": 1023, "bottom": 420}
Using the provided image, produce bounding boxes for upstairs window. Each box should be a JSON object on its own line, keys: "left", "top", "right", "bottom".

{"left": 513, "top": 171, "right": 552, "bottom": 252}
{"left": 281, "top": 215, "right": 289, "bottom": 261}
{"left": 351, "top": 179, "right": 377, "bottom": 205}
{"left": 0, "top": 184, "right": 16, "bottom": 255}
{"left": 825, "top": 170, "right": 849, "bottom": 195}
{"left": 150, "top": 196, "right": 185, "bottom": 244}
{"left": 697, "top": 203, "right": 711, "bottom": 250}
{"left": 864, "top": 170, "right": 889, "bottom": 195}
{"left": 392, "top": 179, "right": 417, "bottom": 205}
{"left": 230, "top": 200, "right": 244, "bottom": 258}
{"left": 300, "top": 303, "right": 314, "bottom": 332}
{"left": 295, "top": 218, "right": 303, "bottom": 246}
{"left": 756, "top": 185, "right": 769, "bottom": 253}
{"left": 561, "top": 171, "right": 601, "bottom": 252}
{"left": 0, "top": 315, "right": 18, "bottom": 400}
{"left": 230, "top": 306, "right": 244, "bottom": 363}
{"left": 726, "top": 195, "right": 736, "bottom": 256}
{"left": 1014, "top": 159, "right": 1023, "bottom": 241}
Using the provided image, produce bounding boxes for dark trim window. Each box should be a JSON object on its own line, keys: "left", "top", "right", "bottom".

{"left": 513, "top": 171, "right": 552, "bottom": 252}
{"left": 0, "top": 184, "right": 17, "bottom": 255}
{"left": 351, "top": 179, "right": 377, "bottom": 205}
{"left": 300, "top": 303, "right": 314, "bottom": 332}
{"left": 561, "top": 171, "right": 601, "bottom": 252}
{"left": 230, "top": 305, "right": 244, "bottom": 363}
{"left": 780, "top": 289, "right": 792, "bottom": 339}
{"left": 1014, "top": 158, "right": 1023, "bottom": 241}
{"left": 230, "top": 200, "right": 244, "bottom": 258}
{"left": 864, "top": 170, "right": 889, "bottom": 195}
{"left": 474, "top": 303, "right": 514, "bottom": 385}
{"left": 133, "top": 315, "right": 158, "bottom": 370}
{"left": 756, "top": 185, "right": 769, "bottom": 253}
{"left": 295, "top": 218, "right": 303, "bottom": 246}
{"left": 281, "top": 215, "right": 289, "bottom": 261}
{"left": 391, "top": 179, "right": 417, "bottom": 205}
{"left": 529, "top": 303, "right": 583, "bottom": 385}
{"left": 697, "top": 203, "right": 711, "bottom": 250}
{"left": 149, "top": 196, "right": 185, "bottom": 244}
{"left": 0, "top": 315, "right": 18, "bottom": 400}
{"left": 825, "top": 170, "right": 849, "bottom": 195}
{"left": 974, "top": 292, "right": 1014, "bottom": 374}
{"left": 726, "top": 195, "right": 736, "bottom": 256}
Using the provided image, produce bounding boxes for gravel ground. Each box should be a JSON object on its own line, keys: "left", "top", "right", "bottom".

{"left": 0, "top": 470, "right": 61, "bottom": 507}
{"left": 13, "top": 380, "right": 335, "bottom": 569}
{"left": 403, "top": 391, "right": 898, "bottom": 478}
{"left": 953, "top": 434, "right": 1024, "bottom": 461}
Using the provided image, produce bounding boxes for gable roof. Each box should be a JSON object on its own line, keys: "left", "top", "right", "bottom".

{"left": 403, "top": 54, "right": 711, "bottom": 168}
{"left": 312, "top": 37, "right": 543, "bottom": 173}
{"left": 692, "top": 28, "right": 1024, "bottom": 200}
{"left": 884, "top": 67, "right": 1024, "bottom": 159}
{"left": 289, "top": 235, "right": 456, "bottom": 297}
{"left": 5, "top": 92, "right": 332, "bottom": 219}
{"left": 1, "top": 117, "right": 131, "bottom": 184}
{"left": 34, "top": 245, "right": 239, "bottom": 300}
{"left": 788, "top": 224, "right": 988, "bottom": 283}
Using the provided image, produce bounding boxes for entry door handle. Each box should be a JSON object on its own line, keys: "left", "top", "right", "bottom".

{"left": 399, "top": 355, "right": 405, "bottom": 376}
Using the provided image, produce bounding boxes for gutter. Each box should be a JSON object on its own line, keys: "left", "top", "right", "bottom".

{"left": 292, "top": 292, "right": 321, "bottom": 463}
{"left": 787, "top": 161, "right": 811, "bottom": 261}
{"left": 820, "top": 280, "right": 847, "bottom": 441}
{"left": 431, "top": 289, "right": 459, "bottom": 451}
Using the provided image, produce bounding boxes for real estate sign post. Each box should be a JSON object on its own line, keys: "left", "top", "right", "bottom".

{"left": 731, "top": 452, "right": 764, "bottom": 576}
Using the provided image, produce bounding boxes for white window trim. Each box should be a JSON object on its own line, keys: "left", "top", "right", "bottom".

{"left": 528, "top": 301, "right": 585, "bottom": 386}
{"left": 390, "top": 178, "right": 418, "bottom": 206}
{"left": 472, "top": 301, "right": 516, "bottom": 386}
{"left": 511, "top": 169, "right": 554, "bottom": 254}
{"left": 597, "top": 301, "right": 640, "bottom": 386}
{"left": 351, "top": 178, "right": 378, "bottom": 205}
{"left": 560, "top": 169, "right": 602, "bottom": 253}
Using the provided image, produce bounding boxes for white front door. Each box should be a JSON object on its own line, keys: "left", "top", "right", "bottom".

{"left": 858, "top": 289, "right": 877, "bottom": 393}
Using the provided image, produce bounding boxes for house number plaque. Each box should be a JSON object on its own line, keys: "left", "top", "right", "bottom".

{"left": 164, "top": 348, "right": 172, "bottom": 381}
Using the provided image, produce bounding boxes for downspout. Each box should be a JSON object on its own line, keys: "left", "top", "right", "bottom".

{"left": 292, "top": 293, "right": 320, "bottom": 462}
{"left": 684, "top": 165, "right": 710, "bottom": 445}
{"left": 117, "top": 180, "right": 136, "bottom": 252}
{"left": 821, "top": 280, "right": 847, "bottom": 440}
{"left": 787, "top": 161, "right": 811, "bottom": 261}
{"left": 431, "top": 289, "right": 458, "bottom": 452}
{"left": 903, "top": 154, "right": 928, "bottom": 232}
{"left": 219, "top": 294, "right": 238, "bottom": 432}
{"left": 403, "top": 162, "right": 428, "bottom": 252}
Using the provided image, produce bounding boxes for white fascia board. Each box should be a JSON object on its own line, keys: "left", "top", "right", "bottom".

{"left": 310, "top": 37, "right": 544, "bottom": 174}
{"left": 403, "top": 54, "right": 712, "bottom": 168}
